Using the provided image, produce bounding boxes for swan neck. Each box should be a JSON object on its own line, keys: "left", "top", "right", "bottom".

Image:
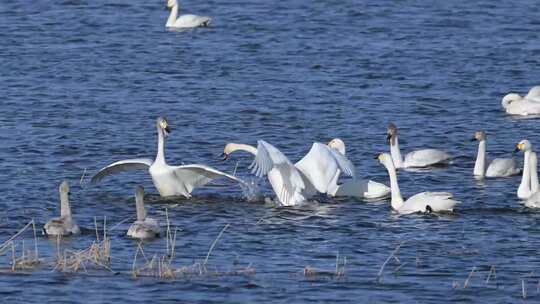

{"left": 531, "top": 153, "right": 539, "bottom": 194}
{"left": 60, "top": 192, "right": 72, "bottom": 218}
{"left": 166, "top": 4, "right": 178, "bottom": 27}
{"left": 473, "top": 140, "right": 486, "bottom": 177}
{"left": 389, "top": 136, "right": 404, "bottom": 168}
{"left": 229, "top": 143, "right": 258, "bottom": 156}
{"left": 518, "top": 150, "right": 531, "bottom": 197}
{"left": 155, "top": 126, "right": 166, "bottom": 164}
{"left": 135, "top": 194, "right": 146, "bottom": 221}
{"left": 385, "top": 160, "right": 404, "bottom": 209}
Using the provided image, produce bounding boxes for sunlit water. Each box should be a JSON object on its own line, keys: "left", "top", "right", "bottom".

{"left": 1, "top": 0, "right": 540, "bottom": 302}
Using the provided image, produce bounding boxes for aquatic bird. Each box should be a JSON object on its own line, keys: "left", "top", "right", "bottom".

{"left": 127, "top": 186, "right": 160, "bottom": 239}
{"left": 91, "top": 117, "right": 244, "bottom": 198}
{"left": 377, "top": 153, "right": 458, "bottom": 214}
{"left": 43, "top": 181, "right": 80, "bottom": 237}
{"left": 524, "top": 152, "right": 540, "bottom": 208}
{"left": 222, "top": 140, "right": 355, "bottom": 206}
{"left": 326, "top": 138, "right": 390, "bottom": 199}
{"left": 386, "top": 123, "right": 451, "bottom": 169}
{"left": 515, "top": 140, "right": 535, "bottom": 200}
{"left": 166, "top": 0, "right": 211, "bottom": 29}
{"left": 472, "top": 131, "right": 520, "bottom": 178}
{"left": 502, "top": 86, "right": 540, "bottom": 116}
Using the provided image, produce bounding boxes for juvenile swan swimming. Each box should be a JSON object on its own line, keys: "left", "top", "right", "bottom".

{"left": 377, "top": 153, "right": 458, "bottom": 214}
{"left": 386, "top": 123, "right": 451, "bottom": 169}
{"left": 166, "top": 0, "right": 211, "bottom": 29}
{"left": 501, "top": 86, "right": 540, "bottom": 116}
{"left": 222, "top": 140, "right": 355, "bottom": 206}
{"left": 92, "top": 117, "right": 244, "bottom": 198}
{"left": 127, "top": 186, "right": 160, "bottom": 239}
{"left": 326, "top": 138, "right": 390, "bottom": 199}
{"left": 472, "top": 131, "right": 520, "bottom": 178}
{"left": 44, "top": 181, "right": 80, "bottom": 236}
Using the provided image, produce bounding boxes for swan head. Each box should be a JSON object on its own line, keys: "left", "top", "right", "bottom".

{"left": 515, "top": 139, "right": 532, "bottom": 153}
{"left": 221, "top": 143, "right": 236, "bottom": 160}
{"left": 157, "top": 117, "right": 171, "bottom": 137}
{"left": 386, "top": 123, "right": 398, "bottom": 144}
{"left": 376, "top": 153, "right": 394, "bottom": 169}
{"left": 328, "top": 138, "right": 346, "bottom": 155}
{"left": 501, "top": 93, "right": 522, "bottom": 109}
{"left": 59, "top": 180, "right": 70, "bottom": 196}
{"left": 472, "top": 130, "right": 486, "bottom": 142}
{"left": 166, "top": 0, "right": 177, "bottom": 8}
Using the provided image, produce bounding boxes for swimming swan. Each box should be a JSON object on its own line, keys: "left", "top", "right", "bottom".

{"left": 386, "top": 123, "right": 451, "bottom": 169}
{"left": 127, "top": 186, "right": 160, "bottom": 239}
{"left": 326, "top": 138, "right": 390, "bottom": 199}
{"left": 502, "top": 86, "right": 540, "bottom": 115}
{"left": 91, "top": 117, "right": 244, "bottom": 198}
{"left": 377, "top": 153, "right": 459, "bottom": 214}
{"left": 166, "top": 0, "right": 211, "bottom": 29}
{"left": 222, "top": 140, "right": 355, "bottom": 206}
{"left": 515, "top": 140, "right": 535, "bottom": 199}
{"left": 472, "top": 131, "right": 520, "bottom": 178}
{"left": 43, "top": 181, "right": 80, "bottom": 236}
{"left": 524, "top": 152, "right": 540, "bottom": 208}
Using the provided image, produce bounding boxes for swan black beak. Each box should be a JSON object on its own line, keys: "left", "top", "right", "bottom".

{"left": 220, "top": 153, "right": 228, "bottom": 161}
{"left": 373, "top": 155, "right": 379, "bottom": 160}
{"left": 470, "top": 137, "right": 476, "bottom": 142}
{"left": 386, "top": 134, "right": 392, "bottom": 142}
{"left": 513, "top": 147, "right": 520, "bottom": 154}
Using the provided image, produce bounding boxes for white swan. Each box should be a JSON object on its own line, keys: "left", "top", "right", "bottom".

{"left": 386, "top": 123, "right": 451, "bottom": 169}
{"left": 91, "top": 117, "right": 244, "bottom": 198}
{"left": 502, "top": 86, "right": 540, "bottom": 115}
{"left": 44, "top": 181, "right": 80, "bottom": 236}
{"left": 472, "top": 131, "right": 520, "bottom": 178}
{"left": 222, "top": 140, "right": 355, "bottom": 206}
{"left": 166, "top": 0, "right": 211, "bottom": 29}
{"left": 525, "top": 152, "right": 540, "bottom": 208}
{"left": 326, "top": 138, "right": 390, "bottom": 199}
{"left": 377, "top": 153, "right": 459, "bottom": 214}
{"left": 515, "top": 140, "right": 534, "bottom": 199}
{"left": 127, "top": 186, "right": 160, "bottom": 239}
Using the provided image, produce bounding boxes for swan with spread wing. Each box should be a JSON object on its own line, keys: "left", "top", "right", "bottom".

{"left": 222, "top": 140, "right": 355, "bottom": 206}
{"left": 91, "top": 117, "right": 245, "bottom": 198}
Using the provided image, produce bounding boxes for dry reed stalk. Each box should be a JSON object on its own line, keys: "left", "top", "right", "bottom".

{"left": 463, "top": 266, "right": 476, "bottom": 288}
{"left": 522, "top": 279, "right": 527, "bottom": 299}
{"left": 204, "top": 223, "right": 230, "bottom": 267}
{"left": 377, "top": 241, "right": 405, "bottom": 283}
{"left": 485, "top": 265, "right": 496, "bottom": 285}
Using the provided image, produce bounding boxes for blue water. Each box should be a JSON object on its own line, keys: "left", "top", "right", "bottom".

{"left": 2, "top": 0, "right": 540, "bottom": 302}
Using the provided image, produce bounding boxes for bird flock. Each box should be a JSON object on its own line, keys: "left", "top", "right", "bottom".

{"left": 41, "top": 2, "right": 540, "bottom": 240}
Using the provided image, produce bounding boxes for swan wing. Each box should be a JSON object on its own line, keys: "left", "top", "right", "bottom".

{"left": 172, "top": 164, "right": 246, "bottom": 194}
{"left": 250, "top": 140, "right": 306, "bottom": 205}
{"left": 486, "top": 158, "right": 520, "bottom": 177}
{"left": 404, "top": 149, "right": 450, "bottom": 168}
{"left": 525, "top": 86, "right": 540, "bottom": 101}
{"left": 91, "top": 158, "right": 153, "bottom": 184}
{"left": 403, "top": 191, "right": 458, "bottom": 213}
{"left": 173, "top": 14, "right": 211, "bottom": 28}
{"left": 294, "top": 143, "right": 355, "bottom": 194}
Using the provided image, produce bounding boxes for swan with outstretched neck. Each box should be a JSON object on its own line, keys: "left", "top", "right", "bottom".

{"left": 222, "top": 140, "right": 355, "bottom": 206}
{"left": 326, "top": 138, "right": 390, "bottom": 199}
{"left": 525, "top": 152, "right": 540, "bottom": 208}
{"left": 166, "top": 0, "right": 211, "bottom": 29}
{"left": 386, "top": 123, "right": 451, "bottom": 169}
{"left": 127, "top": 186, "right": 160, "bottom": 239}
{"left": 472, "top": 131, "right": 519, "bottom": 178}
{"left": 515, "top": 140, "right": 535, "bottom": 200}
{"left": 91, "top": 117, "right": 244, "bottom": 198}
{"left": 44, "top": 181, "right": 80, "bottom": 236}
{"left": 502, "top": 86, "right": 540, "bottom": 116}
{"left": 377, "top": 153, "right": 459, "bottom": 214}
